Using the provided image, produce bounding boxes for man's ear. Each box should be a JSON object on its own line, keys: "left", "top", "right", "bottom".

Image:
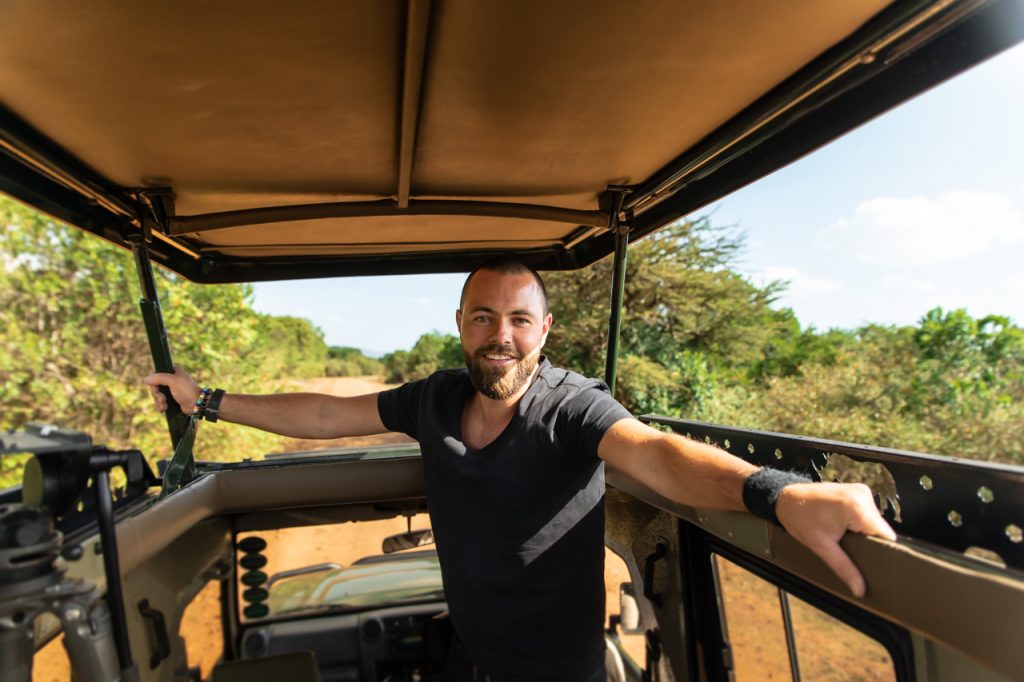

{"left": 455, "top": 309, "right": 463, "bottom": 332}
{"left": 540, "top": 313, "right": 553, "bottom": 345}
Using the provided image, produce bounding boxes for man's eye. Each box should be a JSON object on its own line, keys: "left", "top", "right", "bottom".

{"left": 514, "top": 318, "right": 530, "bottom": 325}
{"left": 474, "top": 316, "right": 490, "bottom": 323}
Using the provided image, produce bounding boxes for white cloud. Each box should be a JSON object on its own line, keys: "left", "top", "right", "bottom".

{"left": 756, "top": 266, "right": 840, "bottom": 299}
{"left": 880, "top": 273, "right": 936, "bottom": 293}
{"left": 817, "top": 191, "right": 1023, "bottom": 266}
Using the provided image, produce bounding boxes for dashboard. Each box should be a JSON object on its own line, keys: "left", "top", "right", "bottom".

{"left": 239, "top": 601, "right": 449, "bottom": 682}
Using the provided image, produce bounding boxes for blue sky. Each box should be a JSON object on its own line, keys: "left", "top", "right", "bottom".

{"left": 253, "top": 42, "right": 1024, "bottom": 354}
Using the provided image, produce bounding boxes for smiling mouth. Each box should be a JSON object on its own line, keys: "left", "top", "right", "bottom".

{"left": 477, "top": 348, "right": 520, "bottom": 362}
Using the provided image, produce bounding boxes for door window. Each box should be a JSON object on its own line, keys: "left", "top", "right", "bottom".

{"left": 714, "top": 554, "right": 896, "bottom": 681}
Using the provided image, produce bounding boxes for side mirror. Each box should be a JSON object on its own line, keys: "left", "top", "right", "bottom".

{"left": 382, "top": 528, "right": 434, "bottom": 554}
{"left": 618, "top": 582, "right": 643, "bottom": 635}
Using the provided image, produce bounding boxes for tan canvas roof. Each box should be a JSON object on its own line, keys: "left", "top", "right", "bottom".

{"left": 0, "top": 0, "right": 1004, "bottom": 280}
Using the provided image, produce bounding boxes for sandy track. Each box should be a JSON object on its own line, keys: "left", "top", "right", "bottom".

{"left": 276, "top": 376, "right": 416, "bottom": 452}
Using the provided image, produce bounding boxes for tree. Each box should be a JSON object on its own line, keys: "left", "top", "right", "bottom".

{"left": 543, "top": 217, "right": 788, "bottom": 415}
{"left": 731, "top": 313, "right": 1024, "bottom": 465}
{"left": 326, "top": 346, "right": 384, "bottom": 376}
{"left": 382, "top": 332, "right": 463, "bottom": 383}
{"left": 0, "top": 197, "right": 330, "bottom": 485}
{"left": 252, "top": 315, "right": 329, "bottom": 379}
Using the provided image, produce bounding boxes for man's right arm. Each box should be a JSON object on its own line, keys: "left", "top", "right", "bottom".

{"left": 143, "top": 368, "right": 388, "bottom": 439}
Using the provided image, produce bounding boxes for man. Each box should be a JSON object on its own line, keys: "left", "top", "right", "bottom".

{"left": 146, "top": 258, "right": 895, "bottom": 681}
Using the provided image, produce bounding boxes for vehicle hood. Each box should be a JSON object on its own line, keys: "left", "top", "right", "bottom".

{"left": 268, "top": 551, "right": 444, "bottom": 616}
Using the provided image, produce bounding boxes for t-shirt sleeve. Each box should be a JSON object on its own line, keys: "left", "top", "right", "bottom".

{"left": 557, "top": 384, "right": 633, "bottom": 462}
{"left": 377, "top": 378, "right": 429, "bottom": 440}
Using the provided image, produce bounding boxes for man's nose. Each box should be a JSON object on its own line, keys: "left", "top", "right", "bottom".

{"left": 492, "top": 318, "right": 514, "bottom": 344}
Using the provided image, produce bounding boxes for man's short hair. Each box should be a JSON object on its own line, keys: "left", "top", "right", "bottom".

{"left": 460, "top": 257, "right": 549, "bottom": 314}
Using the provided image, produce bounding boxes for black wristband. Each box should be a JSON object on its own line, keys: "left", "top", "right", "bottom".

{"left": 204, "top": 388, "right": 226, "bottom": 423}
{"left": 742, "top": 468, "right": 812, "bottom": 525}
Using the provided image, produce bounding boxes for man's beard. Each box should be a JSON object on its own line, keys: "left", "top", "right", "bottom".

{"left": 464, "top": 344, "right": 540, "bottom": 400}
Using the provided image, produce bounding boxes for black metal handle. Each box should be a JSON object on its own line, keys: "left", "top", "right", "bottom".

{"left": 643, "top": 542, "right": 668, "bottom": 608}
{"left": 93, "top": 469, "right": 135, "bottom": 676}
{"left": 137, "top": 599, "right": 171, "bottom": 670}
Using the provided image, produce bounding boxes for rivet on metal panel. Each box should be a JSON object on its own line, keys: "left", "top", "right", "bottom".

{"left": 747, "top": 443, "right": 755, "bottom": 454}
{"left": 977, "top": 486, "right": 994, "bottom": 504}
{"left": 919, "top": 475, "right": 933, "bottom": 491}
{"left": 947, "top": 510, "right": 963, "bottom": 528}
{"left": 964, "top": 546, "right": 1005, "bottom": 568}
{"left": 1006, "top": 524, "right": 1023, "bottom": 544}
{"left": 724, "top": 438, "right": 731, "bottom": 450}
{"left": 774, "top": 448, "right": 783, "bottom": 460}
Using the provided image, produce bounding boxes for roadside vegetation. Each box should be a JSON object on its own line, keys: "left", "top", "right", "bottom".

{"left": 387, "top": 218, "right": 1024, "bottom": 466}
{"left": 2, "top": 199, "right": 1021, "bottom": 490}
{"left": 0, "top": 197, "right": 375, "bottom": 484}
{"left": 327, "top": 346, "right": 384, "bottom": 377}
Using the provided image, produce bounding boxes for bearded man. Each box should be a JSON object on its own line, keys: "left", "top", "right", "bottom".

{"left": 146, "top": 258, "right": 895, "bottom": 682}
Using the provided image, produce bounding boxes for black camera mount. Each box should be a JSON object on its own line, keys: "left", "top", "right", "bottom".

{"left": 0, "top": 424, "right": 157, "bottom": 682}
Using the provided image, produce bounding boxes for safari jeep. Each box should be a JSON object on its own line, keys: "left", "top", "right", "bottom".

{"left": 1, "top": 1, "right": 1023, "bottom": 681}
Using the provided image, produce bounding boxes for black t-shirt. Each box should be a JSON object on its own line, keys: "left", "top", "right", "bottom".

{"left": 377, "top": 357, "right": 632, "bottom": 681}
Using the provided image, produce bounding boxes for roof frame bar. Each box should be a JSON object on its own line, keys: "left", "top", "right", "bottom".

{"left": 0, "top": 105, "right": 202, "bottom": 260}
{"left": 168, "top": 198, "right": 607, "bottom": 235}
{"left": 572, "top": 0, "right": 1024, "bottom": 270}
{"left": 621, "top": 0, "right": 991, "bottom": 220}
{"left": 396, "top": 0, "right": 433, "bottom": 209}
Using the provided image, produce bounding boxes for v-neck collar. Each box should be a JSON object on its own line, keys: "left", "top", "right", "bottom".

{"left": 456, "top": 356, "right": 550, "bottom": 453}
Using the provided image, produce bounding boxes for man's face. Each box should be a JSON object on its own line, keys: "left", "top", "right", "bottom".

{"left": 456, "top": 270, "right": 553, "bottom": 400}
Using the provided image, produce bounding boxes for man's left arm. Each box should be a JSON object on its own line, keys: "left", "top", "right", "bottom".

{"left": 598, "top": 418, "right": 896, "bottom": 597}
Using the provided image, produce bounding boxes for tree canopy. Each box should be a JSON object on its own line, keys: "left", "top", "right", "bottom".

{"left": 383, "top": 217, "right": 1023, "bottom": 466}
{"left": 0, "top": 197, "right": 331, "bottom": 483}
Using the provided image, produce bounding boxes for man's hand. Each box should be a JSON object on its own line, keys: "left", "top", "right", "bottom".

{"left": 600, "top": 421, "right": 898, "bottom": 597}
{"left": 143, "top": 366, "right": 200, "bottom": 413}
{"left": 776, "top": 482, "right": 897, "bottom": 598}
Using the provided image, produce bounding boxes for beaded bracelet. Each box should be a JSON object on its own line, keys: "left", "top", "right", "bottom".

{"left": 194, "top": 387, "right": 214, "bottom": 419}
{"left": 204, "top": 388, "right": 226, "bottom": 423}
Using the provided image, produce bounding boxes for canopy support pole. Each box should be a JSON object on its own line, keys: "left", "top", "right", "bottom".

{"left": 603, "top": 187, "right": 632, "bottom": 394}
{"left": 128, "top": 218, "right": 195, "bottom": 485}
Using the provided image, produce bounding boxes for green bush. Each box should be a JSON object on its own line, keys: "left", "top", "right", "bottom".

{"left": 325, "top": 346, "right": 383, "bottom": 377}
{"left": 382, "top": 332, "right": 462, "bottom": 383}
{"left": 0, "top": 197, "right": 332, "bottom": 486}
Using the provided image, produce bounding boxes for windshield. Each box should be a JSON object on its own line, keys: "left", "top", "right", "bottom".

{"left": 268, "top": 554, "right": 445, "bottom": 618}
{"left": 236, "top": 518, "right": 439, "bottom": 622}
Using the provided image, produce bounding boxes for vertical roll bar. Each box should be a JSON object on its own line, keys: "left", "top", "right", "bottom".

{"left": 603, "top": 188, "right": 631, "bottom": 393}
{"left": 128, "top": 238, "right": 189, "bottom": 450}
